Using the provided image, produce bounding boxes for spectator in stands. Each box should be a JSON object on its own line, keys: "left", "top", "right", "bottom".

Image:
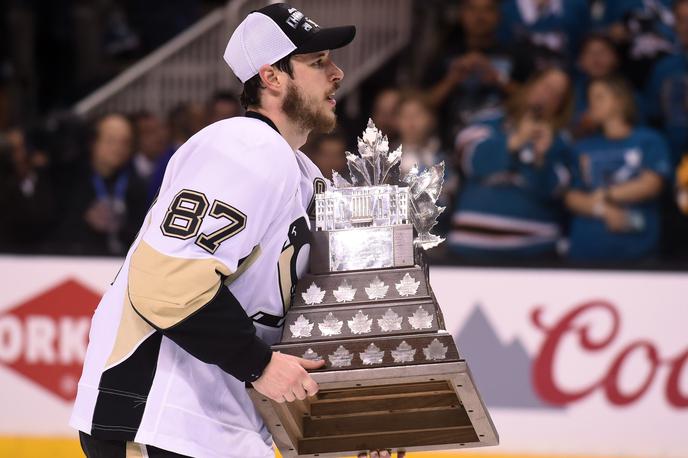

{"left": 678, "top": 155, "right": 688, "bottom": 214}
{"left": 448, "top": 67, "right": 573, "bottom": 261}
{"left": 396, "top": 92, "right": 456, "bottom": 235}
{"left": 565, "top": 76, "right": 672, "bottom": 262}
{"left": 147, "top": 102, "right": 207, "bottom": 202}
{"left": 597, "top": 0, "right": 675, "bottom": 88}
{"left": 207, "top": 91, "right": 241, "bottom": 124}
{"left": 131, "top": 110, "right": 170, "bottom": 184}
{"left": 498, "top": 0, "right": 590, "bottom": 70}
{"left": 371, "top": 87, "right": 401, "bottom": 144}
{"left": 168, "top": 101, "right": 207, "bottom": 148}
{"left": 645, "top": 0, "right": 688, "bottom": 165}
{"left": 674, "top": 154, "right": 688, "bottom": 257}
{"left": 424, "top": 0, "right": 533, "bottom": 148}
{"left": 57, "top": 114, "right": 148, "bottom": 256}
{"left": 305, "top": 131, "right": 347, "bottom": 180}
{"left": 397, "top": 93, "right": 444, "bottom": 172}
{"left": 571, "top": 33, "right": 631, "bottom": 139}
{"left": 0, "top": 126, "right": 56, "bottom": 253}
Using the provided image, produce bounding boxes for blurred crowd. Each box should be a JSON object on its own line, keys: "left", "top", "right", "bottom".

{"left": 2, "top": 0, "right": 688, "bottom": 267}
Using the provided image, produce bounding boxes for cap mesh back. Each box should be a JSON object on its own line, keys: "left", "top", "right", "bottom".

{"left": 225, "top": 12, "right": 296, "bottom": 83}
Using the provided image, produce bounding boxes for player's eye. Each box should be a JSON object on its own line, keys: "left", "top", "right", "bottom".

{"left": 312, "top": 59, "right": 324, "bottom": 68}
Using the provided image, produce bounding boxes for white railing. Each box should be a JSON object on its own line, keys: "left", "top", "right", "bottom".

{"left": 73, "top": 0, "right": 412, "bottom": 118}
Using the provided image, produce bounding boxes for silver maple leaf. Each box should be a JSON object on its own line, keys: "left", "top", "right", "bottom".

{"left": 331, "top": 169, "right": 353, "bottom": 188}
{"left": 318, "top": 312, "right": 343, "bottom": 336}
{"left": 301, "top": 282, "right": 326, "bottom": 305}
{"left": 423, "top": 338, "right": 448, "bottom": 361}
{"left": 302, "top": 348, "right": 321, "bottom": 361}
{"left": 408, "top": 306, "right": 433, "bottom": 330}
{"left": 347, "top": 310, "right": 373, "bottom": 334}
{"left": 289, "top": 315, "right": 314, "bottom": 338}
{"left": 377, "top": 308, "right": 403, "bottom": 332}
{"left": 391, "top": 341, "right": 416, "bottom": 363}
{"left": 395, "top": 273, "right": 420, "bottom": 296}
{"left": 328, "top": 345, "right": 353, "bottom": 367}
{"left": 360, "top": 343, "right": 385, "bottom": 365}
{"left": 365, "top": 276, "right": 389, "bottom": 300}
{"left": 333, "top": 119, "right": 402, "bottom": 188}
{"left": 403, "top": 162, "right": 446, "bottom": 250}
{"left": 332, "top": 279, "right": 357, "bottom": 302}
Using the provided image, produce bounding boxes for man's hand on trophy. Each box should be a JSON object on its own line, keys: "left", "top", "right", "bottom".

{"left": 251, "top": 351, "right": 325, "bottom": 403}
{"left": 357, "top": 450, "right": 406, "bottom": 458}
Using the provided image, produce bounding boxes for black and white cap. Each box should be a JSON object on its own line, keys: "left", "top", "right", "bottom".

{"left": 224, "top": 3, "right": 356, "bottom": 83}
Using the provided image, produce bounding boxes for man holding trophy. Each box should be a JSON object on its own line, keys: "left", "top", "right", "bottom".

{"left": 71, "top": 3, "right": 495, "bottom": 457}
{"left": 70, "top": 3, "right": 410, "bottom": 457}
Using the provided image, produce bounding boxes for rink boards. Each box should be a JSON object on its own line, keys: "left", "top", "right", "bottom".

{"left": 0, "top": 255, "right": 686, "bottom": 458}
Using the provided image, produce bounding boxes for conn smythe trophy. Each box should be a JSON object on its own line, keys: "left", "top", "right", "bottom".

{"left": 249, "top": 121, "right": 498, "bottom": 457}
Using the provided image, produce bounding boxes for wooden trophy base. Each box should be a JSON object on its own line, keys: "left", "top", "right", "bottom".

{"left": 248, "top": 361, "right": 498, "bottom": 457}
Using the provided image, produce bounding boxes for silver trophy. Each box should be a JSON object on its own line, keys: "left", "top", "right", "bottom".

{"left": 311, "top": 119, "right": 445, "bottom": 272}
{"left": 249, "top": 120, "right": 498, "bottom": 458}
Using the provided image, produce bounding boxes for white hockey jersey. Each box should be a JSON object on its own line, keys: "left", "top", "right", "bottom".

{"left": 70, "top": 114, "right": 325, "bottom": 458}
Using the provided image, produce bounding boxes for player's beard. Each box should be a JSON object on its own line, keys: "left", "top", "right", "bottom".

{"left": 282, "top": 81, "right": 337, "bottom": 134}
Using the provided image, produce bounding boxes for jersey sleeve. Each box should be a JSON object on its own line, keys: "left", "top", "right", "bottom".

{"left": 457, "top": 124, "right": 511, "bottom": 178}
{"left": 127, "top": 142, "right": 295, "bottom": 382}
{"left": 640, "top": 130, "right": 673, "bottom": 180}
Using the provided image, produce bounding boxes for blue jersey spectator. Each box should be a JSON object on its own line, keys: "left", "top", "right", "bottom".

{"left": 566, "top": 77, "right": 672, "bottom": 262}
{"left": 645, "top": 0, "right": 688, "bottom": 164}
{"left": 449, "top": 68, "right": 573, "bottom": 260}
{"left": 600, "top": 0, "right": 676, "bottom": 87}
{"left": 593, "top": 0, "right": 673, "bottom": 35}
{"left": 423, "top": 0, "right": 534, "bottom": 148}
{"left": 498, "top": 0, "right": 590, "bottom": 69}
{"left": 571, "top": 33, "right": 646, "bottom": 139}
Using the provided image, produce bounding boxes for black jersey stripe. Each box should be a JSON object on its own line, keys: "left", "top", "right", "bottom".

{"left": 90, "top": 331, "right": 163, "bottom": 441}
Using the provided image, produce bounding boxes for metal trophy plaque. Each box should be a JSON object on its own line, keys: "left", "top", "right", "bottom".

{"left": 248, "top": 120, "right": 498, "bottom": 457}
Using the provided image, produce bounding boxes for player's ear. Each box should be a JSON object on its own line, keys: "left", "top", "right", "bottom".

{"left": 258, "top": 64, "right": 281, "bottom": 94}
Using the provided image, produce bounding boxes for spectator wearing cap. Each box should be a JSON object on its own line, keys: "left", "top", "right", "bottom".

{"left": 57, "top": 113, "right": 148, "bottom": 255}
{"left": 645, "top": 0, "right": 688, "bottom": 165}
{"left": 565, "top": 76, "right": 672, "bottom": 262}
{"left": 423, "top": 0, "right": 534, "bottom": 148}
{"left": 498, "top": 0, "right": 590, "bottom": 70}
{"left": 0, "top": 126, "right": 56, "bottom": 253}
{"left": 449, "top": 68, "right": 573, "bottom": 260}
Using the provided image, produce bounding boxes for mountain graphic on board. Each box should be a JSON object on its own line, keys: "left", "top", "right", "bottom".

{"left": 455, "top": 304, "right": 563, "bottom": 410}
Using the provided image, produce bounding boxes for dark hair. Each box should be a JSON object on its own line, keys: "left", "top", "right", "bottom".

{"left": 210, "top": 91, "right": 239, "bottom": 106}
{"left": 579, "top": 32, "right": 620, "bottom": 58}
{"left": 240, "top": 55, "right": 294, "bottom": 109}
{"left": 88, "top": 112, "right": 132, "bottom": 147}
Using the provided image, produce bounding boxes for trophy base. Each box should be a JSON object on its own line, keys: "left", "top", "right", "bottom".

{"left": 248, "top": 361, "right": 498, "bottom": 457}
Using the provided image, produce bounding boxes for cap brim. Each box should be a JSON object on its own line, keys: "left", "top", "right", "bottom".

{"left": 295, "top": 25, "right": 356, "bottom": 54}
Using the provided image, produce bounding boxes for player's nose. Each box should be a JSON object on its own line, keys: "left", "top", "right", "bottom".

{"left": 329, "top": 60, "right": 344, "bottom": 82}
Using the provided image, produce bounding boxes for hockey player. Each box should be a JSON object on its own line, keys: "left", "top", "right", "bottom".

{"left": 71, "top": 4, "right": 399, "bottom": 457}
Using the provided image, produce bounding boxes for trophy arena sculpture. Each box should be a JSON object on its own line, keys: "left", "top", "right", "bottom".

{"left": 248, "top": 120, "right": 499, "bottom": 457}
